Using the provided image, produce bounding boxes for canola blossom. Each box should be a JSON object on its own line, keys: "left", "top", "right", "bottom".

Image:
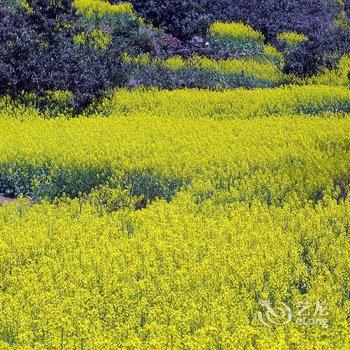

{"left": 209, "top": 22, "right": 266, "bottom": 58}
{"left": 1, "top": 0, "right": 350, "bottom": 348}
{"left": 307, "top": 55, "right": 350, "bottom": 87}
{"left": 162, "top": 56, "right": 283, "bottom": 84}
{"left": 0, "top": 189, "right": 350, "bottom": 348}
{"left": 74, "top": 0, "right": 135, "bottom": 17}
{"left": 3, "top": 85, "right": 350, "bottom": 121}
{"left": 0, "top": 85, "right": 350, "bottom": 349}
{"left": 277, "top": 31, "right": 308, "bottom": 48}
{"left": 209, "top": 22, "right": 264, "bottom": 42}
{"left": 93, "top": 85, "right": 350, "bottom": 119}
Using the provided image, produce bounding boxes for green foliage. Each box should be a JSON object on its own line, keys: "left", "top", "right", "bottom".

{"left": 124, "top": 54, "right": 284, "bottom": 89}
{"left": 85, "top": 185, "right": 135, "bottom": 213}
{"left": 2, "top": 0, "right": 20, "bottom": 7}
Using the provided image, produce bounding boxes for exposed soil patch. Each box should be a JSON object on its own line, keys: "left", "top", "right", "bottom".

{"left": 0, "top": 195, "right": 34, "bottom": 205}
{"left": 0, "top": 196, "right": 15, "bottom": 205}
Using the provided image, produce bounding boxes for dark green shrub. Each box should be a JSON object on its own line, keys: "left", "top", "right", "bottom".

{"left": 110, "top": 0, "right": 340, "bottom": 41}
{"left": 111, "top": 0, "right": 214, "bottom": 41}
{"left": 0, "top": 162, "right": 114, "bottom": 201}
{"left": 345, "top": 0, "right": 350, "bottom": 18}
{"left": 284, "top": 26, "right": 350, "bottom": 77}
{"left": 0, "top": 1, "right": 127, "bottom": 114}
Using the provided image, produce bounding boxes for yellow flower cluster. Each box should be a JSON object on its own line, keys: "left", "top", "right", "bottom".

{"left": 165, "top": 56, "right": 283, "bottom": 83}
{"left": 74, "top": 29, "right": 111, "bottom": 49}
{"left": 277, "top": 31, "right": 308, "bottom": 48}
{"left": 94, "top": 85, "right": 350, "bottom": 119}
{"left": 0, "top": 89, "right": 349, "bottom": 205}
{"left": 308, "top": 55, "right": 350, "bottom": 86}
{"left": 209, "top": 22, "right": 266, "bottom": 58}
{"left": 74, "top": 0, "right": 134, "bottom": 17}
{"left": 210, "top": 22, "right": 264, "bottom": 42}
{"left": 263, "top": 44, "right": 284, "bottom": 65}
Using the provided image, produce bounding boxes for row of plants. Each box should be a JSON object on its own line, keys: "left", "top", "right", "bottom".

{"left": 123, "top": 55, "right": 284, "bottom": 89}
{"left": 93, "top": 85, "right": 350, "bottom": 119}
{"left": 0, "top": 107, "right": 349, "bottom": 205}
{"left": 2, "top": 84, "right": 349, "bottom": 119}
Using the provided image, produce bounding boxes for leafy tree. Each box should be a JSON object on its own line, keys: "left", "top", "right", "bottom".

{"left": 284, "top": 25, "right": 350, "bottom": 76}
{"left": 0, "top": 1, "right": 127, "bottom": 114}
{"left": 111, "top": 0, "right": 340, "bottom": 41}
{"left": 345, "top": 0, "right": 350, "bottom": 18}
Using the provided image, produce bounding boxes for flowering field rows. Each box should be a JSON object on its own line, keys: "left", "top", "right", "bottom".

{"left": 0, "top": 86, "right": 349, "bottom": 349}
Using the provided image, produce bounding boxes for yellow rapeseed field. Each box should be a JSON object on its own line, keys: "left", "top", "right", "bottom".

{"left": 93, "top": 85, "right": 350, "bottom": 118}
{"left": 0, "top": 86, "right": 349, "bottom": 349}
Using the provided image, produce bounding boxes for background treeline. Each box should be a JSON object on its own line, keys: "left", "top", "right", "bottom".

{"left": 112, "top": 0, "right": 350, "bottom": 73}
{"left": 1, "top": 0, "right": 350, "bottom": 114}
{"left": 1, "top": 0, "right": 139, "bottom": 113}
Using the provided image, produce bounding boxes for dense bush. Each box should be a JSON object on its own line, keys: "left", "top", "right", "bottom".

{"left": 284, "top": 25, "right": 350, "bottom": 77}
{"left": 0, "top": 1, "right": 128, "bottom": 114}
{"left": 113, "top": 0, "right": 340, "bottom": 41}
{"left": 345, "top": 0, "right": 350, "bottom": 17}
{"left": 3, "top": 0, "right": 18, "bottom": 6}
{"left": 1, "top": 0, "right": 349, "bottom": 95}
{"left": 111, "top": 0, "right": 214, "bottom": 41}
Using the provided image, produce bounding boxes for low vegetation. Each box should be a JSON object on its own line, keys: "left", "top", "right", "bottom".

{"left": 0, "top": 0, "right": 350, "bottom": 348}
